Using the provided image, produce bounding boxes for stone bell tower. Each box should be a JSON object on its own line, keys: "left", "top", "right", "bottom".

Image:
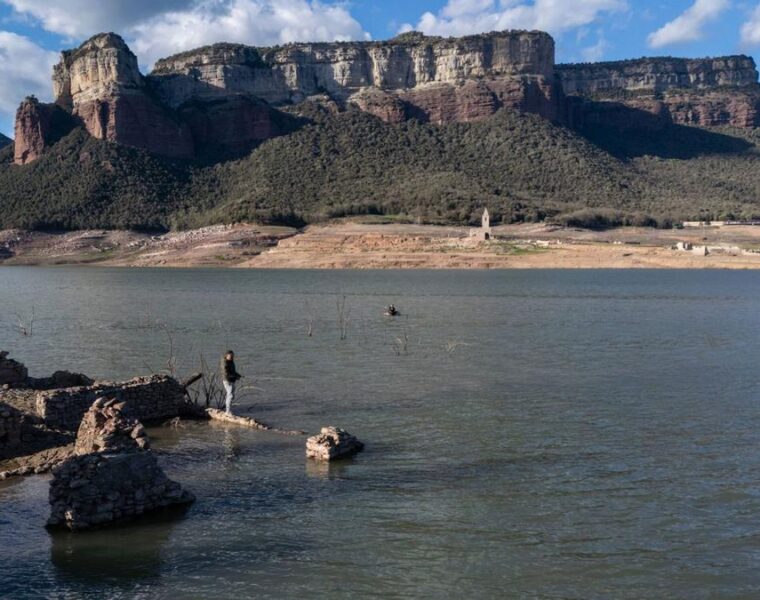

{"left": 470, "top": 208, "right": 492, "bottom": 241}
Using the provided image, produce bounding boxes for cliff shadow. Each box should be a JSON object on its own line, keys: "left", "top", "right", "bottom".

{"left": 575, "top": 101, "right": 753, "bottom": 160}
{"left": 179, "top": 97, "right": 311, "bottom": 166}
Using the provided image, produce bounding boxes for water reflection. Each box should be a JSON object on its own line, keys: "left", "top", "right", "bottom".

{"left": 50, "top": 508, "right": 188, "bottom": 583}
{"left": 305, "top": 458, "right": 352, "bottom": 480}
{"left": 221, "top": 428, "right": 242, "bottom": 464}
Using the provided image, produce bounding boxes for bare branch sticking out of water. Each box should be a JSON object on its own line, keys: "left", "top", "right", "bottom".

{"left": 15, "top": 306, "right": 34, "bottom": 337}
{"left": 186, "top": 353, "right": 224, "bottom": 409}
{"left": 337, "top": 296, "right": 351, "bottom": 341}
{"left": 305, "top": 300, "right": 314, "bottom": 337}
{"left": 392, "top": 325, "right": 409, "bottom": 356}
{"left": 444, "top": 340, "right": 472, "bottom": 354}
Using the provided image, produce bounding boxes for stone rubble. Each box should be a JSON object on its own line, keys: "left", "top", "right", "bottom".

{"left": 47, "top": 398, "right": 194, "bottom": 531}
{"left": 306, "top": 427, "right": 364, "bottom": 461}
{"left": 0, "top": 351, "right": 28, "bottom": 387}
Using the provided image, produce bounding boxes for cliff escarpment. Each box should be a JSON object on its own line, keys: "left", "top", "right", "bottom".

{"left": 14, "top": 31, "right": 561, "bottom": 164}
{"left": 9, "top": 30, "right": 760, "bottom": 168}
{"left": 558, "top": 56, "right": 760, "bottom": 128}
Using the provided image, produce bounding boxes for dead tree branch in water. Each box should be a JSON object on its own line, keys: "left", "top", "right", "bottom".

{"left": 336, "top": 295, "right": 351, "bottom": 341}
{"left": 186, "top": 353, "right": 224, "bottom": 409}
{"left": 15, "top": 306, "right": 35, "bottom": 337}
{"left": 305, "top": 300, "right": 314, "bottom": 337}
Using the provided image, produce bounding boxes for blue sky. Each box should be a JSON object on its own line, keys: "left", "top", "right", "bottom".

{"left": 0, "top": 0, "right": 759, "bottom": 136}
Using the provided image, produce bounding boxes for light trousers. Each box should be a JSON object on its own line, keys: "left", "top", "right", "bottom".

{"left": 223, "top": 380, "right": 235, "bottom": 414}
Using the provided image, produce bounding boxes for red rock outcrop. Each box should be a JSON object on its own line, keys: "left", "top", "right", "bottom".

{"left": 349, "top": 88, "right": 408, "bottom": 123}
{"left": 73, "top": 93, "right": 194, "bottom": 159}
{"left": 659, "top": 90, "right": 760, "bottom": 127}
{"left": 14, "top": 98, "right": 57, "bottom": 165}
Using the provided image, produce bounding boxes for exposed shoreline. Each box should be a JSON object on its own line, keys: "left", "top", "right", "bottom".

{"left": 5, "top": 222, "right": 760, "bottom": 269}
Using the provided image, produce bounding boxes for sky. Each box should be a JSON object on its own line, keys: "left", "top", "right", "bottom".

{"left": 0, "top": 0, "right": 759, "bottom": 136}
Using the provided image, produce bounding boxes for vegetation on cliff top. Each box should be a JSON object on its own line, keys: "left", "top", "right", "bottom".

{"left": 1, "top": 104, "right": 760, "bottom": 231}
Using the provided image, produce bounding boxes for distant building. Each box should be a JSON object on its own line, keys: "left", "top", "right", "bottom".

{"left": 470, "top": 209, "right": 492, "bottom": 241}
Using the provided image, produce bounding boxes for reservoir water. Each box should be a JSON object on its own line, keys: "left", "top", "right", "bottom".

{"left": 2, "top": 267, "right": 760, "bottom": 599}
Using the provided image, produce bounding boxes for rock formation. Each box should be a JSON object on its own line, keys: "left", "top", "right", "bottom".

{"left": 48, "top": 398, "right": 194, "bottom": 530}
{"left": 0, "top": 351, "right": 28, "bottom": 386}
{"left": 306, "top": 426, "right": 364, "bottom": 461}
{"left": 12, "top": 30, "right": 760, "bottom": 165}
{"left": 557, "top": 56, "right": 758, "bottom": 95}
{"left": 52, "top": 33, "right": 193, "bottom": 160}
{"left": 558, "top": 56, "right": 760, "bottom": 129}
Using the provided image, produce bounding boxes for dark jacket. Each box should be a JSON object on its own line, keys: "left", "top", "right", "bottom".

{"left": 221, "top": 357, "right": 241, "bottom": 383}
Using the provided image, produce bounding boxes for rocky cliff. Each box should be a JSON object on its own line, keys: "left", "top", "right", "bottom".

{"left": 557, "top": 56, "right": 758, "bottom": 94}
{"left": 149, "top": 30, "right": 556, "bottom": 116}
{"left": 146, "top": 30, "right": 560, "bottom": 126}
{"left": 52, "top": 33, "right": 194, "bottom": 160}
{"left": 11, "top": 31, "right": 760, "bottom": 165}
{"left": 14, "top": 97, "right": 74, "bottom": 165}
{"left": 558, "top": 56, "right": 760, "bottom": 128}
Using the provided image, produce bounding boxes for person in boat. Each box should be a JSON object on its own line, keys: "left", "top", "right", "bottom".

{"left": 220, "top": 350, "right": 243, "bottom": 415}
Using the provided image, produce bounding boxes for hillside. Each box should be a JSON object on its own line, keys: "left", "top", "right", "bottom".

{"left": 1, "top": 104, "right": 759, "bottom": 230}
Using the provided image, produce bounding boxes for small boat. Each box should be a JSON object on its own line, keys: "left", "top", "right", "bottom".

{"left": 384, "top": 305, "right": 400, "bottom": 317}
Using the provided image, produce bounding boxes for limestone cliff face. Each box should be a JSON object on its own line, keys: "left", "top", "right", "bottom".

{"left": 52, "top": 33, "right": 194, "bottom": 160}
{"left": 150, "top": 31, "right": 555, "bottom": 107}
{"left": 148, "top": 31, "right": 559, "bottom": 128}
{"left": 557, "top": 56, "right": 760, "bottom": 129}
{"left": 557, "top": 56, "right": 758, "bottom": 94}
{"left": 53, "top": 33, "right": 143, "bottom": 107}
{"left": 12, "top": 30, "right": 760, "bottom": 165}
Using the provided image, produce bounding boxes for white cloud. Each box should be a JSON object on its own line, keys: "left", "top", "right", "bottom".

{"left": 2, "top": 0, "right": 194, "bottom": 39}
{"left": 129, "top": 0, "right": 370, "bottom": 68}
{"left": 3, "top": 0, "right": 369, "bottom": 68}
{"left": 741, "top": 4, "right": 760, "bottom": 46}
{"left": 580, "top": 35, "right": 610, "bottom": 62}
{"left": 647, "top": 0, "right": 729, "bottom": 49}
{"left": 0, "top": 31, "right": 58, "bottom": 135}
{"left": 407, "top": 0, "right": 628, "bottom": 38}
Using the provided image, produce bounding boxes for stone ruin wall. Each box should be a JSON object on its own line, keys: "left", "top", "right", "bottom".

{"left": 0, "top": 402, "right": 24, "bottom": 456}
{"left": 35, "top": 375, "right": 187, "bottom": 431}
{"left": 47, "top": 398, "right": 194, "bottom": 530}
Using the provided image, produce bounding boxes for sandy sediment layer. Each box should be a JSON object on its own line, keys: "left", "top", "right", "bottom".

{"left": 5, "top": 222, "right": 760, "bottom": 269}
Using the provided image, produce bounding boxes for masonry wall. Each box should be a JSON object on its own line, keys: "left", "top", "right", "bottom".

{"left": 35, "top": 375, "right": 187, "bottom": 431}
{"left": 0, "top": 401, "right": 25, "bottom": 457}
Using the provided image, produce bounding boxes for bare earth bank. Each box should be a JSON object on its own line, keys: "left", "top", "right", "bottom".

{"left": 5, "top": 223, "right": 760, "bottom": 269}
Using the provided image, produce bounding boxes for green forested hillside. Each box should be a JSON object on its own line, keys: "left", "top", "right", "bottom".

{"left": 1, "top": 104, "right": 759, "bottom": 230}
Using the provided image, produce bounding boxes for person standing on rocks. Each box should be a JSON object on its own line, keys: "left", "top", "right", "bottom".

{"left": 220, "top": 351, "right": 243, "bottom": 415}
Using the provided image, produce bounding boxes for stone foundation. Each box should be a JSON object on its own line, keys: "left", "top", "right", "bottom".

{"left": 36, "top": 375, "right": 187, "bottom": 431}
{"left": 47, "top": 398, "right": 194, "bottom": 530}
{"left": 48, "top": 451, "right": 194, "bottom": 530}
{"left": 306, "top": 427, "right": 364, "bottom": 461}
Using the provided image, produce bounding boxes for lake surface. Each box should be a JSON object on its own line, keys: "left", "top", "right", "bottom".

{"left": 2, "top": 267, "right": 760, "bottom": 599}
